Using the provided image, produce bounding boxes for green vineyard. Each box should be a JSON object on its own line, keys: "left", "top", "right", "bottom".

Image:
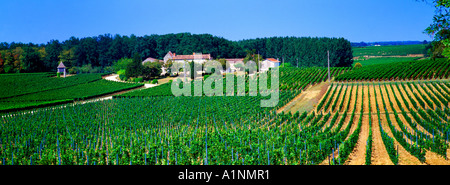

{"left": 0, "top": 73, "right": 143, "bottom": 112}
{"left": 0, "top": 58, "right": 449, "bottom": 165}
{"left": 335, "top": 59, "right": 450, "bottom": 81}
{"left": 315, "top": 80, "right": 450, "bottom": 164}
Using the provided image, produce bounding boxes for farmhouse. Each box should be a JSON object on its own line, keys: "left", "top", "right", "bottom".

{"left": 158, "top": 51, "right": 281, "bottom": 74}
{"left": 260, "top": 58, "right": 281, "bottom": 72}
{"left": 224, "top": 58, "right": 244, "bottom": 72}
{"left": 164, "top": 51, "right": 212, "bottom": 64}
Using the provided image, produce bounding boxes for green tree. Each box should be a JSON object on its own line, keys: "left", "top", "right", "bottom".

{"left": 279, "top": 63, "right": 292, "bottom": 68}
{"left": 110, "top": 34, "right": 128, "bottom": 60}
{"left": 234, "top": 63, "right": 244, "bottom": 71}
{"left": 2, "top": 51, "right": 14, "bottom": 73}
{"left": 97, "top": 34, "right": 113, "bottom": 67}
{"left": 0, "top": 52, "right": 4, "bottom": 73}
{"left": 163, "top": 59, "right": 174, "bottom": 75}
{"left": 77, "top": 37, "right": 99, "bottom": 66}
{"left": 23, "top": 47, "right": 45, "bottom": 72}
{"left": 354, "top": 62, "right": 362, "bottom": 69}
{"left": 217, "top": 58, "right": 227, "bottom": 70}
{"left": 422, "top": 0, "right": 450, "bottom": 58}
{"left": 80, "top": 64, "right": 93, "bottom": 73}
{"left": 238, "top": 37, "right": 353, "bottom": 68}
{"left": 12, "top": 47, "right": 24, "bottom": 73}
{"left": 189, "top": 61, "right": 195, "bottom": 80}
{"left": 112, "top": 58, "right": 133, "bottom": 73}
{"left": 125, "top": 52, "right": 144, "bottom": 78}
{"left": 59, "top": 48, "right": 76, "bottom": 68}
{"left": 45, "top": 40, "right": 62, "bottom": 71}
{"left": 143, "top": 61, "right": 162, "bottom": 79}
{"left": 243, "top": 49, "right": 264, "bottom": 70}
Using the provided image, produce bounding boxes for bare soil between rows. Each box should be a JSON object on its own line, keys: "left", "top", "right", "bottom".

{"left": 277, "top": 82, "right": 330, "bottom": 114}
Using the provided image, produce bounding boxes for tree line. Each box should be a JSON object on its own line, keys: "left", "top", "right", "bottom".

{"left": 422, "top": 0, "right": 450, "bottom": 59}
{"left": 0, "top": 33, "right": 353, "bottom": 74}
{"left": 238, "top": 37, "right": 353, "bottom": 68}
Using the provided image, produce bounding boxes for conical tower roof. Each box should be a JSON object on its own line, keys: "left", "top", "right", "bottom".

{"left": 57, "top": 62, "right": 66, "bottom": 68}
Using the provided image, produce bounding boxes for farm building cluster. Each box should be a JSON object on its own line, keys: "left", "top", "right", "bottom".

{"left": 142, "top": 51, "right": 281, "bottom": 76}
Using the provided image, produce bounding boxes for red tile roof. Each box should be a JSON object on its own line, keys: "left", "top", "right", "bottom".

{"left": 225, "top": 58, "right": 244, "bottom": 63}
{"left": 267, "top": 58, "right": 280, "bottom": 63}
{"left": 173, "top": 53, "right": 212, "bottom": 60}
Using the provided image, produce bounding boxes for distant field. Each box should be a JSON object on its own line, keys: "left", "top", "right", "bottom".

{"left": 353, "top": 44, "right": 427, "bottom": 57}
{"left": 337, "top": 58, "right": 450, "bottom": 81}
{"left": 353, "top": 57, "right": 421, "bottom": 67}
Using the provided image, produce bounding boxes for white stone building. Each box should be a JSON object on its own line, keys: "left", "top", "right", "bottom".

{"left": 260, "top": 58, "right": 281, "bottom": 72}
{"left": 224, "top": 58, "right": 244, "bottom": 72}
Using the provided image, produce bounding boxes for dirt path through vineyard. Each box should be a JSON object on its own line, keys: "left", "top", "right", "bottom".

{"left": 402, "top": 83, "right": 429, "bottom": 109}
{"left": 370, "top": 86, "right": 394, "bottom": 165}
{"left": 325, "top": 85, "right": 344, "bottom": 113}
{"left": 277, "top": 82, "right": 330, "bottom": 114}
{"left": 345, "top": 85, "right": 369, "bottom": 165}
{"left": 320, "top": 114, "right": 359, "bottom": 165}
{"left": 386, "top": 114, "right": 425, "bottom": 165}
{"left": 375, "top": 85, "right": 424, "bottom": 165}
{"left": 339, "top": 83, "right": 353, "bottom": 113}
{"left": 411, "top": 83, "right": 438, "bottom": 109}
{"left": 345, "top": 115, "right": 369, "bottom": 165}
{"left": 81, "top": 74, "right": 162, "bottom": 103}
{"left": 424, "top": 83, "right": 450, "bottom": 108}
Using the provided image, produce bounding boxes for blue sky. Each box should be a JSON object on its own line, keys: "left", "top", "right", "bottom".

{"left": 0, "top": 0, "right": 436, "bottom": 44}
